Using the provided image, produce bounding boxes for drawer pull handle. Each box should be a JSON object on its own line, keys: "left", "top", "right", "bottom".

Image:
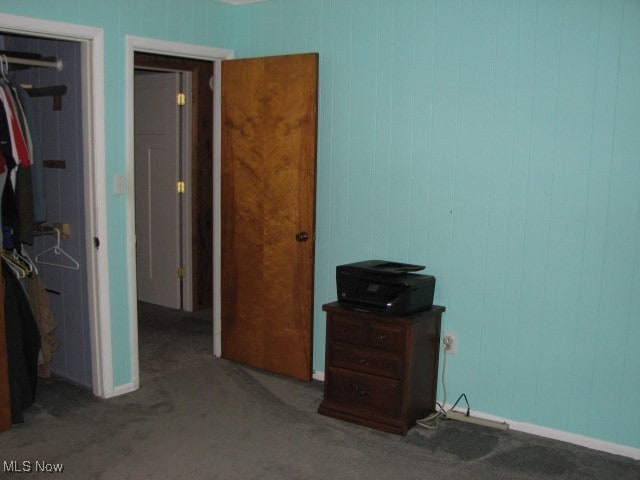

{"left": 352, "top": 384, "right": 369, "bottom": 397}
{"left": 378, "top": 334, "right": 387, "bottom": 341}
{"left": 360, "top": 358, "right": 368, "bottom": 365}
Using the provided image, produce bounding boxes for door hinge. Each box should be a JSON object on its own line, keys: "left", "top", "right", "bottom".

{"left": 177, "top": 181, "right": 185, "bottom": 193}
{"left": 178, "top": 267, "right": 185, "bottom": 279}
{"left": 177, "top": 92, "right": 186, "bottom": 106}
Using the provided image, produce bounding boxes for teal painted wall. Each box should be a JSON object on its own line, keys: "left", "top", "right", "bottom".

{"left": 2, "top": 0, "right": 639, "bottom": 451}
{"left": 225, "top": 0, "right": 640, "bottom": 450}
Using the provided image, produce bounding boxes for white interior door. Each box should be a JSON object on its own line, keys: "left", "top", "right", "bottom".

{"left": 134, "top": 71, "right": 181, "bottom": 309}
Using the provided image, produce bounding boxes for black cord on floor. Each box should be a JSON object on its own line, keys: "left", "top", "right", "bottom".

{"left": 448, "top": 393, "right": 470, "bottom": 416}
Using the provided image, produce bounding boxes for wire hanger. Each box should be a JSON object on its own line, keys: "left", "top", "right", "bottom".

{"left": 34, "top": 227, "right": 80, "bottom": 270}
{"left": 0, "top": 54, "right": 8, "bottom": 80}
{"left": 1, "top": 251, "right": 29, "bottom": 278}
{"left": 17, "top": 244, "right": 38, "bottom": 275}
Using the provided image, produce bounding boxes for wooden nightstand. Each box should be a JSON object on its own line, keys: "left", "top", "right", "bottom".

{"left": 318, "top": 302, "right": 444, "bottom": 435}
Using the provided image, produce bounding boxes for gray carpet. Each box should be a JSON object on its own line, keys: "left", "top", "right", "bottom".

{"left": 1, "top": 303, "right": 638, "bottom": 479}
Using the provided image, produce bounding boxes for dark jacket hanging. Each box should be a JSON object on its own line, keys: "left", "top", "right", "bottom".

{"left": 3, "top": 265, "right": 40, "bottom": 424}
{"left": 0, "top": 84, "right": 35, "bottom": 246}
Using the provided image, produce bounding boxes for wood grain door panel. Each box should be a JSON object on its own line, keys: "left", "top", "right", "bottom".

{"left": 221, "top": 53, "right": 318, "bottom": 381}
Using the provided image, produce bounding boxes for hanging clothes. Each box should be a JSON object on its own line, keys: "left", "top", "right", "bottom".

{"left": 2, "top": 263, "right": 40, "bottom": 424}
{"left": 0, "top": 65, "right": 42, "bottom": 423}
{"left": 0, "top": 93, "right": 16, "bottom": 171}
{"left": 15, "top": 85, "right": 45, "bottom": 224}
{"left": 16, "top": 166, "right": 34, "bottom": 245}
{"left": 0, "top": 169, "right": 5, "bottom": 248}
{"left": 26, "top": 273, "right": 59, "bottom": 378}
{"left": 0, "top": 97, "right": 19, "bottom": 249}
{"left": 0, "top": 82, "right": 30, "bottom": 168}
{"left": 0, "top": 76, "right": 36, "bottom": 246}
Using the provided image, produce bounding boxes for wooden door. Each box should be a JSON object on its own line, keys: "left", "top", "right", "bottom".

{"left": 221, "top": 53, "right": 318, "bottom": 381}
{"left": 134, "top": 71, "right": 182, "bottom": 309}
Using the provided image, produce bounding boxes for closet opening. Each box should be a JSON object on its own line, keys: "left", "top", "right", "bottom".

{"left": 0, "top": 24, "right": 106, "bottom": 430}
{"left": 0, "top": 33, "right": 93, "bottom": 389}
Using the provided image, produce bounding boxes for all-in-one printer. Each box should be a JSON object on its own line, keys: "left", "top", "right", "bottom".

{"left": 336, "top": 260, "right": 435, "bottom": 315}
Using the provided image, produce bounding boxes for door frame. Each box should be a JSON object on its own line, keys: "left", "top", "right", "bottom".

{"left": 0, "top": 14, "right": 113, "bottom": 397}
{"left": 125, "top": 36, "right": 233, "bottom": 388}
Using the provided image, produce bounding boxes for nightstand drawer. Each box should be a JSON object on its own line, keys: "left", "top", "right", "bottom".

{"left": 329, "top": 315, "right": 366, "bottom": 345}
{"left": 368, "top": 322, "right": 405, "bottom": 352}
{"left": 324, "top": 367, "right": 403, "bottom": 418}
{"left": 330, "top": 343, "right": 404, "bottom": 380}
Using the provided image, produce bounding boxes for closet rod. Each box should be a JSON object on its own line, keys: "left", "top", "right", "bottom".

{"left": 2, "top": 55, "right": 63, "bottom": 71}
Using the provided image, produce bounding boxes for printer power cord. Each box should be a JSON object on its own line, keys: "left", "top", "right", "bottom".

{"left": 416, "top": 336, "right": 450, "bottom": 429}
{"left": 417, "top": 335, "right": 472, "bottom": 430}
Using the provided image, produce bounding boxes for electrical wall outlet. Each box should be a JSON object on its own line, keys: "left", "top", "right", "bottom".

{"left": 443, "top": 332, "right": 457, "bottom": 355}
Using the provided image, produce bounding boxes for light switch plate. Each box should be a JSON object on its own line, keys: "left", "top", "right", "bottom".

{"left": 114, "top": 174, "right": 127, "bottom": 195}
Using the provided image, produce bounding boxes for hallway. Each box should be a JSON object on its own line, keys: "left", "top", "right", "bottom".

{"left": 137, "top": 302, "right": 213, "bottom": 384}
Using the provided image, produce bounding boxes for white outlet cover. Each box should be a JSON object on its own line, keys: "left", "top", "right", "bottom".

{"left": 444, "top": 331, "right": 457, "bottom": 355}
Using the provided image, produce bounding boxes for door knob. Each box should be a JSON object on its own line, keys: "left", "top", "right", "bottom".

{"left": 295, "top": 231, "right": 309, "bottom": 242}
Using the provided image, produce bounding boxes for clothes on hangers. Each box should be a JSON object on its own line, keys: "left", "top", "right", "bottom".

{"left": 0, "top": 68, "right": 39, "bottom": 246}
{"left": 1, "top": 250, "right": 31, "bottom": 278}
{"left": 2, "top": 263, "right": 40, "bottom": 424}
{"left": 0, "top": 81, "right": 31, "bottom": 168}
{"left": 1, "top": 245, "right": 60, "bottom": 374}
{"left": 0, "top": 93, "right": 14, "bottom": 174}
{"left": 0, "top": 169, "right": 5, "bottom": 247}
{"left": 1, "top": 55, "right": 61, "bottom": 422}
{"left": 0, "top": 246, "right": 60, "bottom": 384}
{"left": 15, "top": 84, "right": 45, "bottom": 224}
{"left": 0, "top": 53, "right": 68, "bottom": 426}
{"left": 27, "top": 273, "right": 59, "bottom": 378}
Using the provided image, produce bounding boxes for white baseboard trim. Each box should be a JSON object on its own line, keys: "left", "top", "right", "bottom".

{"left": 311, "top": 369, "right": 639, "bottom": 460}
{"left": 109, "top": 381, "right": 139, "bottom": 399}
{"left": 442, "top": 404, "right": 640, "bottom": 461}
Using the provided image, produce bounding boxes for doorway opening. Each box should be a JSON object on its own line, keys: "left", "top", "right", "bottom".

{"left": 125, "top": 36, "right": 232, "bottom": 391}
{"left": 132, "top": 51, "right": 218, "bottom": 384}
{"left": 134, "top": 52, "right": 214, "bottom": 313}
